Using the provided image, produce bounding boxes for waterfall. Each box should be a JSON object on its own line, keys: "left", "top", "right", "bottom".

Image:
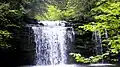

{"left": 105, "top": 28, "right": 108, "bottom": 39}
{"left": 93, "top": 31, "right": 103, "bottom": 55}
{"left": 94, "top": 28, "right": 108, "bottom": 55}
{"left": 32, "top": 21, "right": 75, "bottom": 65}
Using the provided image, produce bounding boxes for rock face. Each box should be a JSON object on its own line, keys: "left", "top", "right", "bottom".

{"left": 15, "top": 27, "right": 36, "bottom": 65}
{"left": 23, "top": 16, "right": 38, "bottom": 24}
{"left": 20, "top": 27, "right": 36, "bottom": 51}
{"left": 0, "top": 26, "right": 37, "bottom": 66}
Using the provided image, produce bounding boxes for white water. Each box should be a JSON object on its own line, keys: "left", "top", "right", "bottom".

{"left": 32, "top": 21, "right": 75, "bottom": 65}
{"left": 19, "top": 64, "right": 116, "bottom": 67}
{"left": 93, "top": 31, "right": 103, "bottom": 55}
{"left": 20, "top": 64, "right": 83, "bottom": 67}
{"left": 105, "top": 28, "right": 108, "bottom": 39}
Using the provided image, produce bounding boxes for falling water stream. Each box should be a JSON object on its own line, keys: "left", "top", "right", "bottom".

{"left": 94, "top": 31, "right": 103, "bottom": 55}
{"left": 31, "top": 21, "right": 78, "bottom": 67}
{"left": 32, "top": 21, "right": 75, "bottom": 65}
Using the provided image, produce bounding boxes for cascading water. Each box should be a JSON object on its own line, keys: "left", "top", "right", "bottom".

{"left": 92, "top": 30, "right": 103, "bottom": 63}
{"left": 91, "top": 31, "right": 103, "bottom": 64}
{"left": 105, "top": 28, "right": 108, "bottom": 39}
{"left": 32, "top": 21, "right": 75, "bottom": 66}
{"left": 93, "top": 31, "right": 103, "bottom": 55}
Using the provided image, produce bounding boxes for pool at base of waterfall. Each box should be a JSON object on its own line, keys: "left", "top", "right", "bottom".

{"left": 18, "top": 64, "right": 117, "bottom": 67}
{"left": 18, "top": 64, "right": 81, "bottom": 67}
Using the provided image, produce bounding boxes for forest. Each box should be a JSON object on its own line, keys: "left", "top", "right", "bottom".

{"left": 0, "top": 0, "right": 120, "bottom": 66}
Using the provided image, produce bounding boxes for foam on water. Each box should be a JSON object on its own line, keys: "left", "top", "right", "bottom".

{"left": 18, "top": 64, "right": 84, "bottom": 67}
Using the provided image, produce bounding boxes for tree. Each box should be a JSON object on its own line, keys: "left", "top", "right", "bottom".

{"left": 34, "top": 0, "right": 99, "bottom": 21}
{"left": 0, "top": 0, "right": 26, "bottom": 48}
{"left": 71, "top": 0, "right": 120, "bottom": 63}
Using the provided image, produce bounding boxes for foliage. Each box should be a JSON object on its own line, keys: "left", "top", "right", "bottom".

{"left": 35, "top": 0, "right": 98, "bottom": 21}
{"left": 0, "top": 3, "right": 25, "bottom": 25}
{"left": 71, "top": 0, "right": 120, "bottom": 63}
{"left": 0, "top": 3, "right": 24, "bottom": 48}
{"left": 35, "top": 4, "right": 76, "bottom": 21}
{"left": 35, "top": 5, "right": 62, "bottom": 20}
{"left": 70, "top": 53, "right": 109, "bottom": 63}
{"left": 0, "top": 30, "right": 11, "bottom": 48}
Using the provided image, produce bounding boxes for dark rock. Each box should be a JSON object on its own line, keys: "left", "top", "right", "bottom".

{"left": 23, "top": 15, "right": 38, "bottom": 24}
{"left": 39, "top": 23, "right": 44, "bottom": 26}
